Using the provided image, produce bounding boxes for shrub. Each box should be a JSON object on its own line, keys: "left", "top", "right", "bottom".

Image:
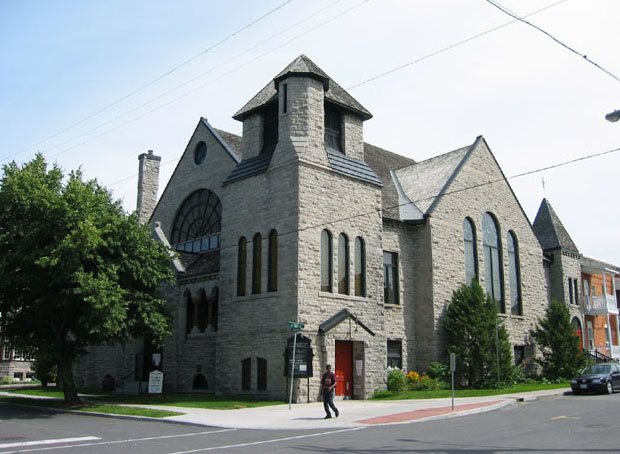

{"left": 387, "top": 368, "right": 406, "bottom": 392}
{"left": 428, "top": 362, "right": 450, "bottom": 382}
{"left": 0, "top": 376, "right": 13, "bottom": 385}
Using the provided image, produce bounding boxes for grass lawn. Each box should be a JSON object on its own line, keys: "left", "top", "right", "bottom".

{"left": 93, "top": 393, "right": 286, "bottom": 410}
{"left": 373, "top": 382, "right": 570, "bottom": 400}
{"left": 4, "top": 387, "right": 284, "bottom": 410}
{"left": 0, "top": 396, "right": 183, "bottom": 418}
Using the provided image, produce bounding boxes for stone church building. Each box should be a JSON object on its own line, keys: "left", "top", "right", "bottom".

{"left": 75, "top": 55, "right": 555, "bottom": 400}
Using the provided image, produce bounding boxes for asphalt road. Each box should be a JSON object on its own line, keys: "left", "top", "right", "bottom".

{"left": 1, "top": 393, "right": 619, "bottom": 453}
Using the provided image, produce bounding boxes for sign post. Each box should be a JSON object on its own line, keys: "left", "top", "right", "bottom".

{"left": 288, "top": 322, "right": 304, "bottom": 410}
{"left": 450, "top": 352, "right": 456, "bottom": 411}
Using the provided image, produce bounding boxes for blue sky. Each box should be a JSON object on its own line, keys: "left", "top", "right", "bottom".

{"left": 1, "top": 0, "right": 619, "bottom": 264}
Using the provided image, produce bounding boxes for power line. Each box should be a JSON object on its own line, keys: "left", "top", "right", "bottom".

{"left": 99, "top": 0, "right": 568, "bottom": 188}
{"left": 484, "top": 0, "right": 620, "bottom": 83}
{"left": 4, "top": 0, "right": 296, "bottom": 162}
{"left": 32, "top": 0, "right": 350, "bottom": 159}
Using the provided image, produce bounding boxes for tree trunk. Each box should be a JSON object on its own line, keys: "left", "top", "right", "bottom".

{"left": 57, "top": 356, "right": 80, "bottom": 405}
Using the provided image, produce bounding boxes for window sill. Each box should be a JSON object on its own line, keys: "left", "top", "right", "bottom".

{"left": 233, "top": 291, "right": 281, "bottom": 302}
{"left": 318, "top": 291, "right": 368, "bottom": 302}
{"left": 384, "top": 304, "right": 401, "bottom": 309}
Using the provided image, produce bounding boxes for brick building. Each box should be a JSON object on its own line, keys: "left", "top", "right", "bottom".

{"left": 74, "top": 55, "right": 587, "bottom": 399}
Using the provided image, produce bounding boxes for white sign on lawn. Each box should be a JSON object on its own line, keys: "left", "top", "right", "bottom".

{"left": 148, "top": 370, "right": 164, "bottom": 394}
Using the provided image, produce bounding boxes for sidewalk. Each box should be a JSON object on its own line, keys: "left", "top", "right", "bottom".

{"left": 1, "top": 388, "right": 569, "bottom": 430}
{"left": 122, "top": 388, "right": 569, "bottom": 430}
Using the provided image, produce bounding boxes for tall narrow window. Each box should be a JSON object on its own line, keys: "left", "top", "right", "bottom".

{"left": 338, "top": 233, "right": 349, "bottom": 295}
{"left": 463, "top": 218, "right": 478, "bottom": 284}
{"left": 324, "top": 103, "right": 342, "bottom": 151}
{"left": 262, "top": 103, "right": 278, "bottom": 153}
{"left": 257, "top": 357, "right": 267, "bottom": 391}
{"left": 507, "top": 231, "right": 522, "bottom": 315}
{"left": 268, "top": 230, "right": 278, "bottom": 292}
{"left": 321, "top": 230, "right": 333, "bottom": 292}
{"left": 237, "top": 237, "right": 246, "bottom": 297}
{"left": 281, "top": 83, "right": 287, "bottom": 114}
{"left": 241, "top": 358, "right": 251, "bottom": 391}
{"left": 252, "top": 233, "right": 262, "bottom": 294}
{"left": 573, "top": 278, "right": 579, "bottom": 306}
{"left": 383, "top": 251, "right": 399, "bottom": 305}
{"left": 354, "top": 237, "right": 366, "bottom": 297}
{"left": 387, "top": 340, "right": 402, "bottom": 369}
{"left": 568, "top": 278, "right": 574, "bottom": 304}
{"left": 483, "top": 213, "right": 504, "bottom": 312}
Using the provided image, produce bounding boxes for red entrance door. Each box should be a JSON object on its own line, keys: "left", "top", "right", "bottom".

{"left": 335, "top": 341, "right": 353, "bottom": 397}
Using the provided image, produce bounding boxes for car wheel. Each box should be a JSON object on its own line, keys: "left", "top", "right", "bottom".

{"left": 606, "top": 381, "right": 613, "bottom": 394}
{"left": 572, "top": 389, "right": 581, "bottom": 395}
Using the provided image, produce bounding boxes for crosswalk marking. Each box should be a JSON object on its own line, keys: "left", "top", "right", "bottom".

{"left": 0, "top": 437, "right": 100, "bottom": 449}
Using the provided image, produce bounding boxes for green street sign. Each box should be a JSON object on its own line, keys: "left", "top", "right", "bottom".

{"left": 288, "top": 322, "right": 305, "bottom": 330}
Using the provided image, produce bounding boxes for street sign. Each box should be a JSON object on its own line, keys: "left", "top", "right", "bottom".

{"left": 288, "top": 322, "right": 305, "bottom": 331}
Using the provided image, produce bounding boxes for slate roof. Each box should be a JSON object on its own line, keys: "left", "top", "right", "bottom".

{"left": 326, "top": 149, "right": 382, "bottom": 186}
{"left": 318, "top": 309, "right": 375, "bottom": 336}
{"left": 581, "top": 256, "right": 620, "bottom": 274}
{"left": 233, "top": 55, "right": 372, "bottom": 121}
{"left": 179, "top": 250, "right": 220, "bottom": 278}
{"left": 222, "top": 149, "right": 274, "bottom": 186}
{"left": 532, "top": 198, "right": 579, "bottom": 253}
{"left": 395, "top": 145, "right": 472, "bottom": 215}
{"left": 364, "top": 143, "right": 416, "bottom": 220}
{"left": 213, "top": 128, "right": 242, "bottom": 159}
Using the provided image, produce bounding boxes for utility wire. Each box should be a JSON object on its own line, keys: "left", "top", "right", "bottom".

{"left": 158, "top": 144, "right": 620, "bottom": 254}
{"left": 41, "top": 0, "right": 560, "bottom": 169}
{"left": 484, "top": 0, "right": 620, "bottom": 83}
{"left": 6, "top": 0, "right": 295, "bottom": 161}
{"left": 43, "top": 0, "right": 372, "bottom": 162}
{"left": 28, "top": 0, "right": 348, "bottom": 159}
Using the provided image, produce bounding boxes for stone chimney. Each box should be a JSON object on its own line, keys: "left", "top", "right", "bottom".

{"left": 136, "top": 150, "right": 161, "bottom": 224}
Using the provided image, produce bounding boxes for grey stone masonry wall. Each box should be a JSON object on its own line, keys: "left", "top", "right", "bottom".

{"left": 297, "top": 161, "right": 385, "bottom": 399}
{"left": 137, "top": 150, "right": 161, "bottom": 224}
{"left": 427, "top": 140, "right": 548, "bottom": 363}
{"left": 242, "top": 113, "right": 262, "bottom": 160}
{"left": 273, "top": 77, "right": 328, "bottom": 169}
{"left": 342, "top": 113, "right": 364, "bottom": 160}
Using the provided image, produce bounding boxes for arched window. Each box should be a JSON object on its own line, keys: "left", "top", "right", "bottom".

{"left": 507, "top": 231, "right": 522, "bottom": 315}
{"left": 185, "top": 290, "right": 195, "bottom": 334}
{"left": 321, "top": 230, "right": 333, "bottom": 292}
{"left": 483, "top": 213, "right": 504, "bottom": 311}
{"left": 268, "top": 230, "right": 278, "bottom": 292}
{"left": 209, "top": 287, "right": 219, "bottom": 332}
{"left": 241, "top": 358, "right": 251, "bottom": 391}
{"left": 252, "top": 233, "right": 262, "bottom": 294}
{"left": 354, "top": 237, "right": 366, "bottom": 297}
{"left": 171, "top": 189, "right": 221, "bottom": 253}
{"left": 338, "top": 233, "right": 349, "bottom": 295}
{"left": 463, "top": 218, "right": 478, "bottom": 284}
{"left": 237, "top": 237, "right": 246, "bottom": 297}
{"left": 193, "top": 374, "right": 208, "bottom": 390}
{"left": 257, "top": 357, "right": 267, "bottom": 391}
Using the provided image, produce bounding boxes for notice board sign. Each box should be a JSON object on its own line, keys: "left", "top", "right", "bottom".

{"left": 148, "top": 370, "right": 164, "bottom": 394}
{"left": 283, "top": 334, "right": 314, "bottom": 378}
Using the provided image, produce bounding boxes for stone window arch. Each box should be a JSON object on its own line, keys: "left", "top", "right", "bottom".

{"left": 507, "top": 231, "right": 522, "bottom": 315}
{"left": 321, "top": 230, "right": 333, "bottom": 292}
{"left": 237, "top": 237, "right": 247, "bottom": 297}
{"left": 338, "top": 233, "right": 350, "bottom": 295}
{"left": 268, "top": 230, "right": 278, "bottom": 292}
{"left": 483, "top": 212, "right": 504, "bottom": 312}
{"left": 463, "top": 217, "right": 478, "bottom": 284}
{"left": 171, "top": 189, "right": 221, "bottom": 253}
{"left": 354, "top": 237, "right": 366, "bottom": 297}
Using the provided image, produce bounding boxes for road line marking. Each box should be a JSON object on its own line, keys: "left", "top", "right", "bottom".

{"left": 169, "top": 427, "right": 367, "bottom": 454}
{"left": 0, "top": 429, "right": 235, "bottom": 454}
{"left": 0, "top": 437, "right": 100, "bottom": 449}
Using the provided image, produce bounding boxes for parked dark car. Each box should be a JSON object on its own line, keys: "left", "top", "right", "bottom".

{"left": 571, "top": 363, "right": 620, "bottom": 394}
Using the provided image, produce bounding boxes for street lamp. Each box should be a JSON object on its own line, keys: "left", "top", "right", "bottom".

{"left": 605, "top": 109, "right": 620, "bottom": 122}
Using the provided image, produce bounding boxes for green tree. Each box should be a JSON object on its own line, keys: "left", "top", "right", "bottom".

{"left": 0, "top": 155, "right": 174, "bottom": 404}
{"left": 531, "top": 299, "right": 585, "bottom": 380}
{"left": 443, "top": 281, "right": 514, "bottom": 388}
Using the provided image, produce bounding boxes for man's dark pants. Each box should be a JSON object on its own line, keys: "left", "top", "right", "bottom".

{"left": 323, "top": 388, "right": 338, "bottom": 417}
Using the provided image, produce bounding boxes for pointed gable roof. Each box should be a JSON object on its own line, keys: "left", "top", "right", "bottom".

{"left": 533, "top": 198, "right": 579, "bottom": 253}
{"left": 233, "top": 55, "right": 372, "bottom": 121}
{"left": 394, "top": 139, "right": 476, "bottom": 216}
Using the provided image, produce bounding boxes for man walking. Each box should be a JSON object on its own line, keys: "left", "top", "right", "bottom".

{"left": 321, "top": 364, "right": 339, "bottom": 419}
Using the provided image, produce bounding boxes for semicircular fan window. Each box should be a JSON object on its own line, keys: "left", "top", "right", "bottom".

{"left": 171, "top": 189, "right": 221, "bottom": 253}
